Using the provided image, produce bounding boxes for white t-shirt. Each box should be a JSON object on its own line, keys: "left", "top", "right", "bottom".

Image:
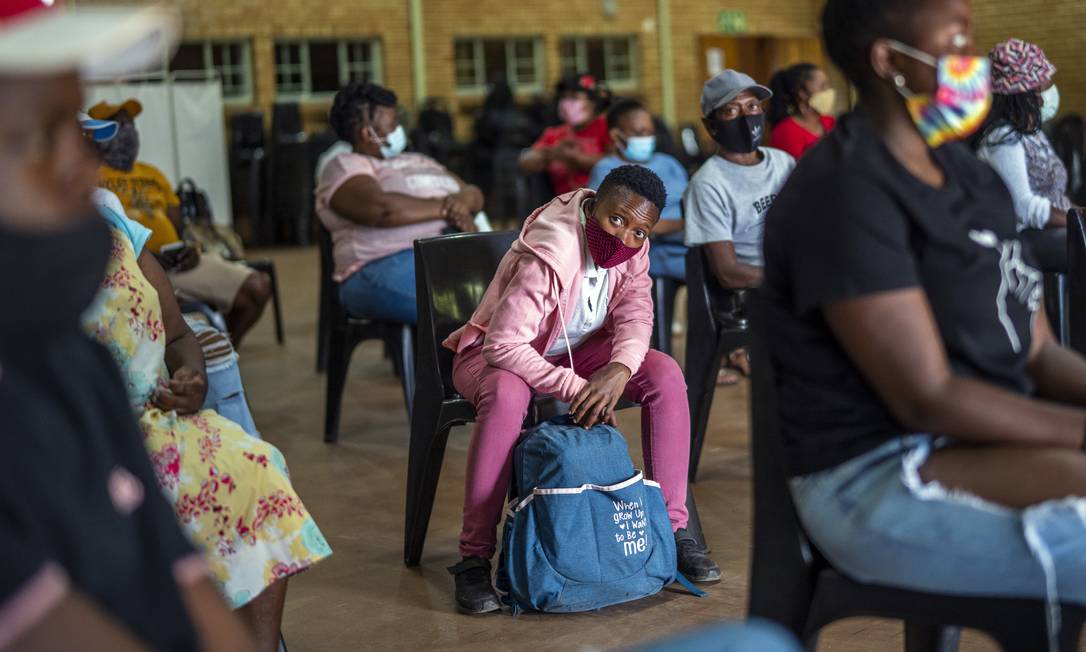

{"left": 683, "top": 148, "right": 796, "bottom": 266}
{"left": 546, "top": 213, "right": 610, "bottom": 357}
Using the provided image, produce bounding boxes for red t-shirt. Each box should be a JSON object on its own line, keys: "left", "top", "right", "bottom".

{"left": 532, "top": 115, "right": 612, "bottom": 195}
{"left": 769, "top": 115, "right": 837, "bottom": 159}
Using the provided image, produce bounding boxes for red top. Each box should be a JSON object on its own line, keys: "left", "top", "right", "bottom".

{"left": 769, "top": 115, "right": 837, "bottom": 159}
{"left": 532, "top": 115, "right": 612, "bottom": 195}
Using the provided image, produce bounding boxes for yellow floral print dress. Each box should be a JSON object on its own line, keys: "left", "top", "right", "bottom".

{"left": 82, "top": 228, "right": 331, "bottom": 607}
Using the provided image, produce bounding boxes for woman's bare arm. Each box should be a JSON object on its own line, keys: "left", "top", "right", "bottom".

{"left": 329, "top": 175, "right": 445, "bottom": 228}
{"left": 1027, "top": 307, "right": 1086, "bottom": 405}
{"left": 824, "top": 287, "right": 1086, "bottom": 448}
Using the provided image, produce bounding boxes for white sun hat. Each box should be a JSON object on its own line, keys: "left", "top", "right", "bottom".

{"left": 0, "top": 0, "right": 179, "bottom": 77}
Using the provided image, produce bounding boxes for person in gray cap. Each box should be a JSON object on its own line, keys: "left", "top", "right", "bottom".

{"left": 683, "top": 69, "right": 796, "bottom": 382}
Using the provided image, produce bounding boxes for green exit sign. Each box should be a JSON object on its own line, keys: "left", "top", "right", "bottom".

{"left": 718, "top": 10, "right": 748, "bottom": 34}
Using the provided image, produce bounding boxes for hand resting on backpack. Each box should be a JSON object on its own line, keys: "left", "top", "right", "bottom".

{"left": 570, "top": 362, "right": 632, "bottom": 428}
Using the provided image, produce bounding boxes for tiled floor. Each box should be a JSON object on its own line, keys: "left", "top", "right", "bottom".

{"left": 238, "top": 246, "right": 1002, "bottom": 651}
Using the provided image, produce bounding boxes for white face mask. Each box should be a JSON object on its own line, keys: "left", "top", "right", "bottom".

{"left": 1040, "top": 85, "right": 1060, "bottom": 124}
{"left": 374, "top": 124, "right": 407, "bottom": 158}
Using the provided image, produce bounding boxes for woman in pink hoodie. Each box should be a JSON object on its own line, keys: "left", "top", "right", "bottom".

{"left": 443, "top": 165, "right": 720, "bottom": 614}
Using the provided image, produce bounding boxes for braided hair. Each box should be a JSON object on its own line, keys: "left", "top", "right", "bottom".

{"left": 768, "top": 63, "right": 820, "bottom": 126}
{"left": 822, "top": 0, "right": 916, "bottom": 93}
{"left": 972, "top": 91, "right": 1043, "bottom": 148}
{"left": 329, "top": 81, "right": 398, "bottom": 144}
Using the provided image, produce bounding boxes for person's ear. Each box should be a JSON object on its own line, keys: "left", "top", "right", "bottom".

{"left": 870, "top": 39, "right": 901, "bottom": 88}
{"left": 609, "top": 127, "right": 624, "bottom": 147}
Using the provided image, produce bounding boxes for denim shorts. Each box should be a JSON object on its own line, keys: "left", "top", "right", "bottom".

{"left": 791, "top": 436, "right": 1086, "bottom": 651}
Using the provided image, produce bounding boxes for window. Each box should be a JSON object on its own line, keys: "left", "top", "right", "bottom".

{"left": 169, "top": 40, "right": 253, "bottom": 103}
{"left": 273, "top": 39, "right": 384, "bottom": 100}
{"left": 559, "top": 36, "right": 638, "bottom": 89}
{"left": 453, "top": 37, "right": 543, "bottom": 95}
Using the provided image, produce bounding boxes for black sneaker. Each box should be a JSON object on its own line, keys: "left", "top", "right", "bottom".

{"left": 675, "top": 528, "right": 721, "bottom": 583}
{"left": 447, "top": 556, "right": 501, "bottom": 614}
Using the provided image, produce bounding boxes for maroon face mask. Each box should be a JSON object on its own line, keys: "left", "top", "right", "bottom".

{"left": 584, "top": 214, "right": 641, "bottom": 268}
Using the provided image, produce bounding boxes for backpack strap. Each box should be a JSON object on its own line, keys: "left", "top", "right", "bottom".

{"left": 672, "top": 572, "right": 708, "bottom": 597}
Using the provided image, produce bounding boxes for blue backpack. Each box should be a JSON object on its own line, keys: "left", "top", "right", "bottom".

{"left": 496, "top": 416, "right": 703, "bottom": 613}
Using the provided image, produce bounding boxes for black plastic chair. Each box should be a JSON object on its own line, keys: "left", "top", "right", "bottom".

{"left": 316, "top": 223, "right": 414, "bottom": 443}
{"left": 403, "top": 232, "right": 702, "bottom": 566}
{"left": 745, "top": 288, "right": 1086, "bottom": 651}
{"left": 651, "top": 276, "right": 684, "bottom": 358}
{"left": 684, "top": 246, "right": 749, "bottom": 482}
{"left": 1069, "top": 209, "right": 1086, "bottom": 356}
{"left": 244, "top": 259, "right": 284, "bottom": 344}
{"left": 404, "top": 232, "right": 520, "bottom": 566}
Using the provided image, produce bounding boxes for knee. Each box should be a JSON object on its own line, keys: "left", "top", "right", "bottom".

{"left": 240, "top": 272, "right": 272, "bottom": 307}
{"left": 475, "top": 370, "right": 532, "bottom": 415}
{"left": 638, "top": 350, "right": 687, "bottom": 393}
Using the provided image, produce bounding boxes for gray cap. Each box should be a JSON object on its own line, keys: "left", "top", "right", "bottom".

{"left": 700, "top": 70, "right": 772, "bottom": 117}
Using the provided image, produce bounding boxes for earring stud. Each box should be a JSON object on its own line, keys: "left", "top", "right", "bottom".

{"left": 893, "top": 74, "right": 906, "bottom": 88}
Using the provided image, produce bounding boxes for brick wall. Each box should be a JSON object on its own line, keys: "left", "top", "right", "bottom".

{"left": 973, "top": 0, "right": 1086, "bottom": 120}
{"left": 75, "top": 1, "right": 1085, "bottom": 135}
{"left": 422, "top": 0, "right": 662, "bottom": 139}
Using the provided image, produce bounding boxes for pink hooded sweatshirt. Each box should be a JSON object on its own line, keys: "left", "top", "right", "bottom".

{"left": 443, "top": 188, "right": 654, "bottom": 404}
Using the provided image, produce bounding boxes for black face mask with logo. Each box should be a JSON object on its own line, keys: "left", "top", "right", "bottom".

{"left": 708, "top": 113, "right": 765, "bottom": 154}
{"left": 98, "top": 122, "right": 140, "bottom": 172}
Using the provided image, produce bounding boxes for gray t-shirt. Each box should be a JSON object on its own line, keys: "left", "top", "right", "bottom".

{"left": 683, "top": 148, "right": 796, "bottom": 266}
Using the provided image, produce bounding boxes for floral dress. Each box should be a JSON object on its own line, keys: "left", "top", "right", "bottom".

{"left": 82, "top": 228, "right": 331, "bottom": 607}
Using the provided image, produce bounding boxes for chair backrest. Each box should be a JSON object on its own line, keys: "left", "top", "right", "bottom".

{"left": 1068, "top": 210, "right": 1086, "bottom": 355}
{"left": 414, "top": 231, "right": 520, "bottom": 397}
{"left": 685, "top": 246, "right": 747, "bottom": 328}
{"left": 316, "top": 221, "right": 343, "bottom": 321}
{"left": 746, "top": 288, "right": 818, "bottom": 632}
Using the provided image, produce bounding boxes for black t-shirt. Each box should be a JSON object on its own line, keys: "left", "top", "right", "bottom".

{"left": 1, "top": 330, "right": 199, "bottom": 649}
{"left": 764, "top": 111, "right": 1042, "bottom": 477}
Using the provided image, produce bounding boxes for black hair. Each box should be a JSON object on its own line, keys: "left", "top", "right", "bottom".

{"left": 557, "top": 71, "right": 612, "bottom": 113}
{"left": 606, "top": 99, "right": 648, "bottom": 130}
{"left": 767, "top": 63, "right": 819, "bottom": 125}
{"left": 329, "top": 81, "right": 398, "bottom": 144}
{"left": 971, "top": 91, "right": 1043, "bottom": 149}
{"left": 822, "top": 0, "right": 916, "bottom": 93}
{"left": 597, "top": 164, "right": 666, "bottom": 214}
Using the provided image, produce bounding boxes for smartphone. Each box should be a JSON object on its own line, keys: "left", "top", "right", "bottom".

{"left": 159, "top": 242, "right": 185, "bottom": 269}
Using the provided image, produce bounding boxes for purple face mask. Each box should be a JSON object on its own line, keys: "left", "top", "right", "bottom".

{"left": 584, "top": 214, "right": 641, "bottom": 268}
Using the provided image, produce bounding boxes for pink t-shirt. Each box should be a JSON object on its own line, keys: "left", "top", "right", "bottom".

{"left": 316, "top": 151, "right": 457, "bottom": 281}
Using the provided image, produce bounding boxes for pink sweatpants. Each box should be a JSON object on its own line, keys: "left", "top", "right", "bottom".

{"left": 452, "top": 332, "right": 691, "bottom": 559}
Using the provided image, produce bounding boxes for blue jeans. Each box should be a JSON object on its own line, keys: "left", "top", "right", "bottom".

{"left": 649, "top": 242, "right": 686, "bottom": 282}
{"left": 339, "top": 249, "right": 417, "bottom": 324}
{"left": 792, "top": 436, "right": 1086, "bottom": 649}
{"left": 630, "top": 619, "right": 799, "bottom": 652}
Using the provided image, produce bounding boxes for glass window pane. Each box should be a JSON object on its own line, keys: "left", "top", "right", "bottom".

{"left": 585, "top": 38, "right": 606, "bottom": 80}
{"left": 454, "top": 41, "right": 477, "bottom": 87}
{"left": 608, "top": 38, "right": 632, "bottom": 80}
{"left": 309, "top": 42, "right": 340, "bottom": 93}
{"left": 482, "top": 40, "right": 506, "bottom": 85}
{"left": 169, "top": 43, "right": 204, "bottom": 72}
{"left": 559, "top": 39, "right": 578, "bottom": 74}
{"left": 275, "top": 44, "right": 304, "bottom": 92}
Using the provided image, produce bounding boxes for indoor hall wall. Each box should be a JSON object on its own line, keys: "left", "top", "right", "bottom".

{"left": 973, "top": 0, "right": 1086, "bottom": 120}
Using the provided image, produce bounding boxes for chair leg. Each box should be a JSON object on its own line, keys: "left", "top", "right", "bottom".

{"left": 266, "top": 263, "right": 285, "bottom": 345}
{"left": 652, "top": 278, "right": 671, "bottom": 356}
{"left": 686, "top": 329, "right": 723, "bottom": 483}
{"left": 323, "top": 328, "right": 352, "bottom": 443}
{"left": 404, "top": 401, "right": 453, "bottom": 566}
{"left": 904, "top": 623, "right": 960, "bottom": 652}
{"left": 399, "top": 325, "right": 416, "bottom": 422}
{"left": 316, "top": 286, "right": 331, "bottom": 374}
